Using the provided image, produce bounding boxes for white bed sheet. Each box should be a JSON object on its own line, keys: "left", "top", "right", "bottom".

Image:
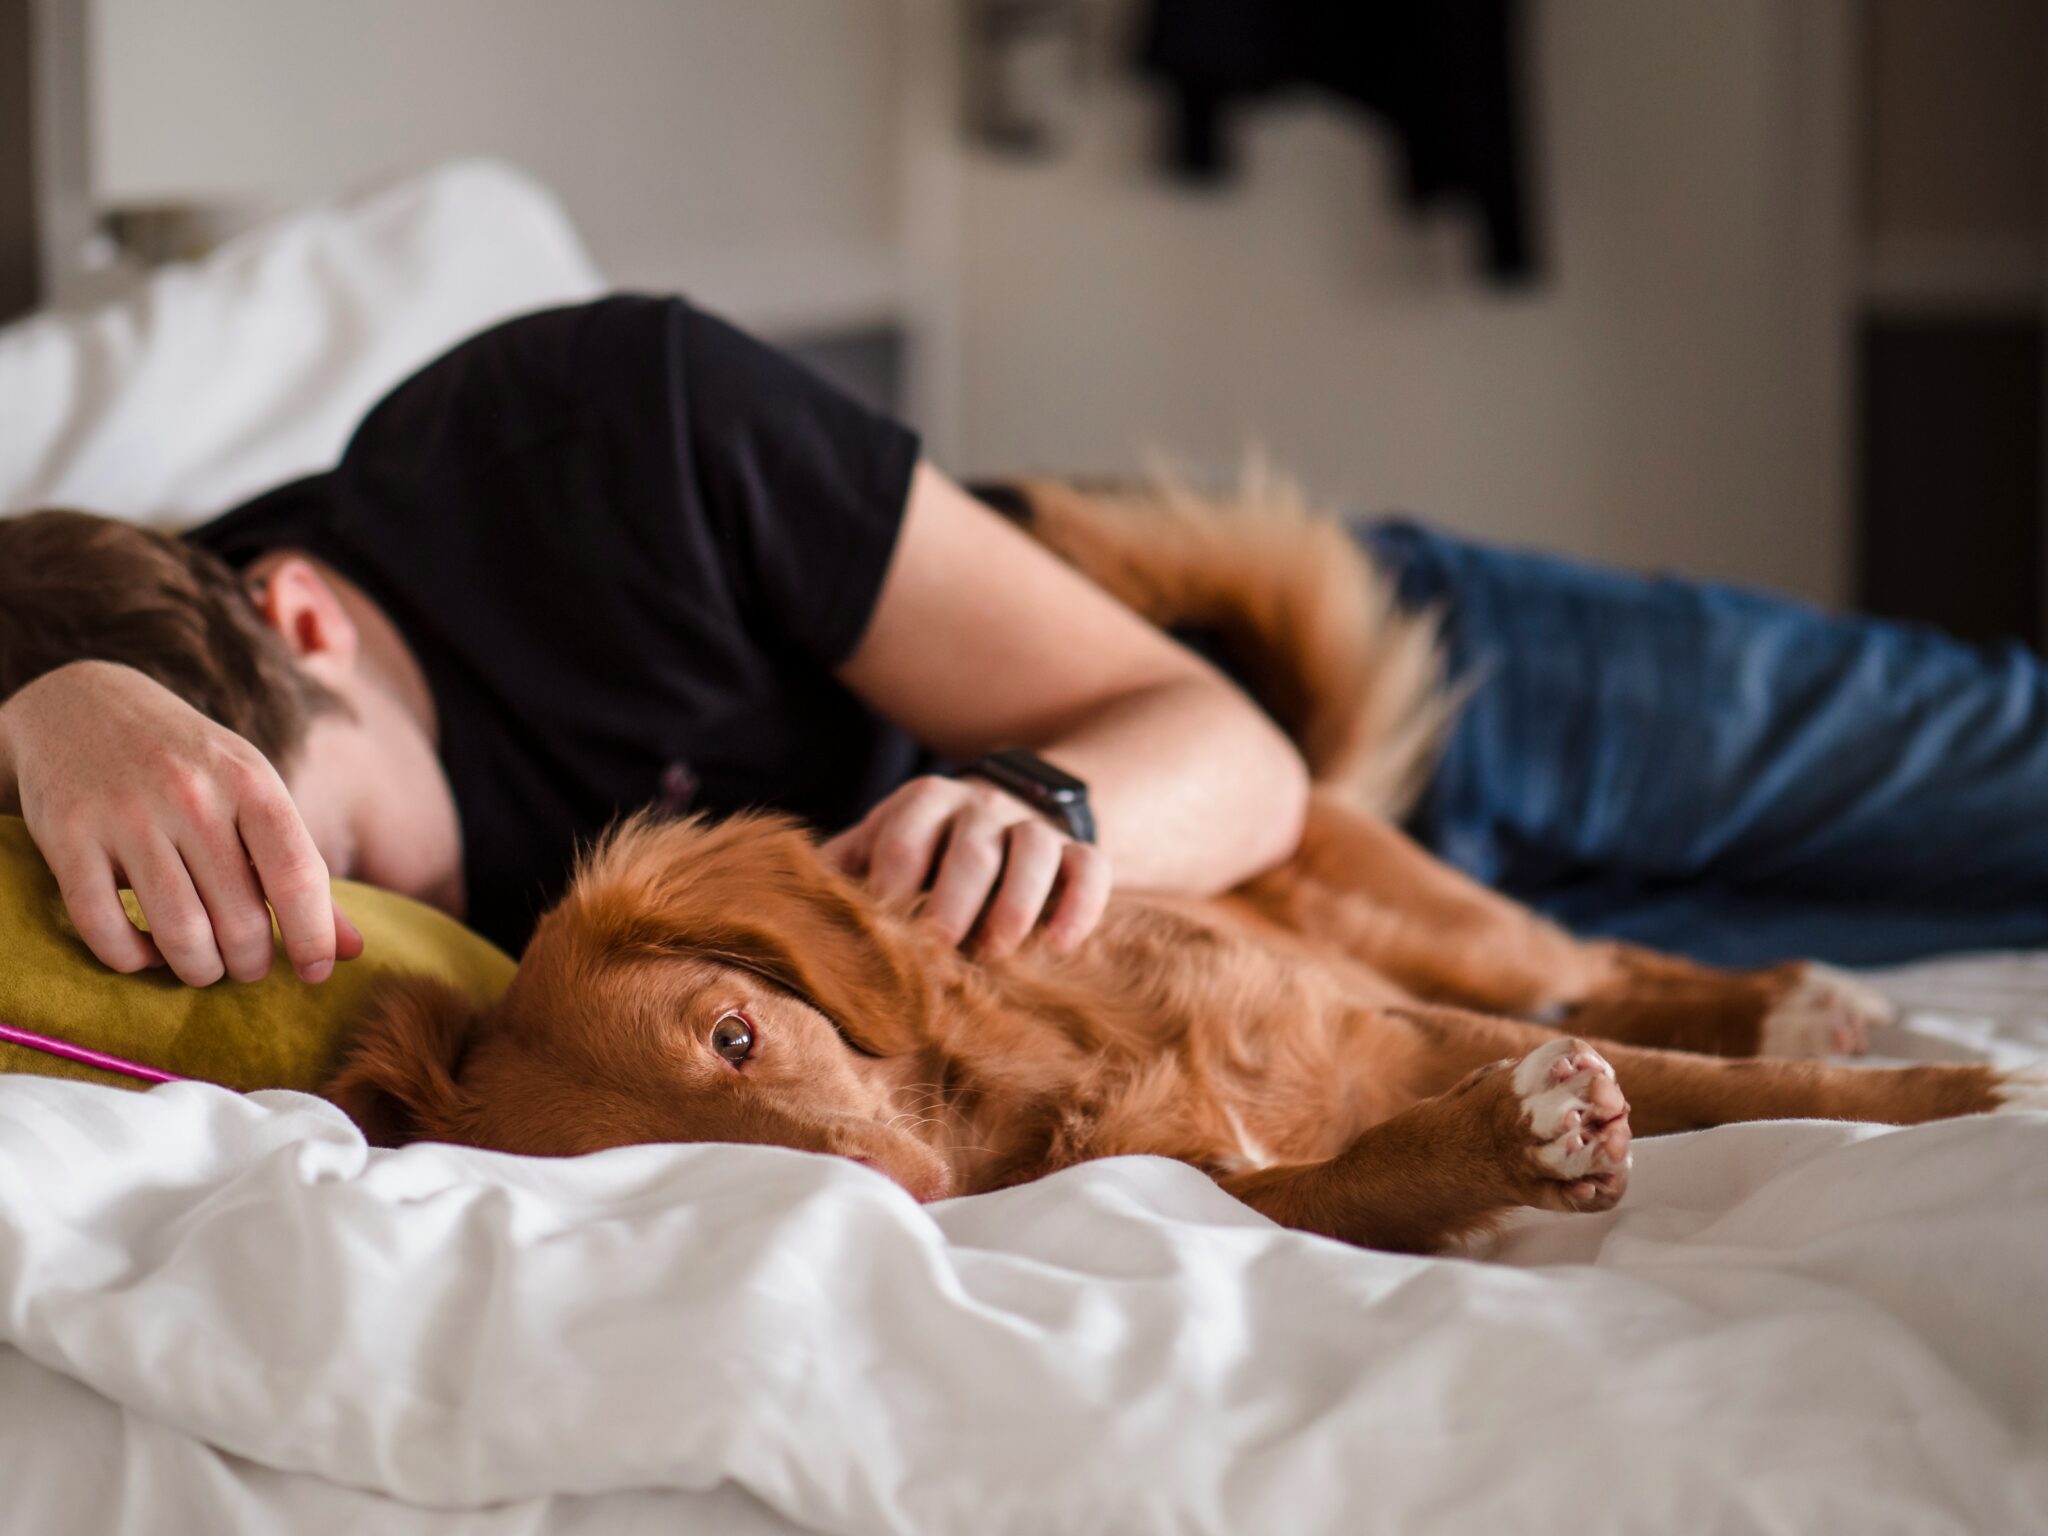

{"left": 0, "top": 953, "right": 2043, "bottom": 1536}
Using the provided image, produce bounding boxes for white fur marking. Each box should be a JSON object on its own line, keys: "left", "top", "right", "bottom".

{"left": 1219, "top": 1102, "right": 1273, "bottom": 1169}
{"left": 1761, "top": 964, "right": 1897, "bottom": 1059}
{"left": 1511, "top": 1036, "right": 1575, "bottom": 1099}
{"left": 1513, "top": 1038, "right": 1618, "bottom": 1179}
{"left": 1537, "top": 1141, "right": 1595, "bottom": 1178}
{"left": 1802, "top": 964, "right": 1898, "bottom": 1023}
{"left": 1995, "top": 1070, "right": 2048, "bottom": 1114}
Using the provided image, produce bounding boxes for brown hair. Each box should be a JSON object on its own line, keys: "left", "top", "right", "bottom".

{"left": 0, "top": 509, "right": 342, "bottom": 766}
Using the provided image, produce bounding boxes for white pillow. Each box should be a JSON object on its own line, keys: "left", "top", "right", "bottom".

{"left": 0, "top": 159, "right": 604, "bottom": 521}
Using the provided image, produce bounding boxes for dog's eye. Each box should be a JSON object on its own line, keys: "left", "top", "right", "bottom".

{"left": 711, "top": 1011, "right": 755, "bottom": 1064}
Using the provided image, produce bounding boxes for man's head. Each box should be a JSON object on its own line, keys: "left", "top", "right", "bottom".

{"left": 0, "top": 510, "right": 461, "bottom": 909}
{"left": 0, "top": 509, "right": 342, "bottom": 765}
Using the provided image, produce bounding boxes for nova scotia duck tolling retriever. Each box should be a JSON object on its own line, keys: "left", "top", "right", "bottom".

{"left": 326, "top": 478, "right": 2047, "bottom": 1255}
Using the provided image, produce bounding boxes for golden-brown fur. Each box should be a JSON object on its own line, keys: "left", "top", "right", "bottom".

{"left": 1015, "top": 469, "right": 1453, "bottom": 820}
{"left": 325, "top": 477, "right": 2027, "bottom": 1256}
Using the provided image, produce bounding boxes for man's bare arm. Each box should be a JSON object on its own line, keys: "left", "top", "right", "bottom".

{"left": 829, "top": 464, "right": 1309, "bottom": 954}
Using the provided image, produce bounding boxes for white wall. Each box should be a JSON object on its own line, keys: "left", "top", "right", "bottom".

{"left": 944, "top": 0, "right": 1851, "bottom": 602}
{"left": 83, "top": 0, "right": 1852, "bottom": 599}
{"left": 87, "top": 0, "right": 905, "bottom": 333}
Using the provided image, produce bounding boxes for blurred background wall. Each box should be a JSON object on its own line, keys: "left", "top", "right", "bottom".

{"left": 948, "top": 0, "right": 1845, "bottom": 601}
{"left": 85, "top": 0, "right": 910, "bottom": 334}
{"left": 16, "top": 0, "right": 2046, "bottom": 619}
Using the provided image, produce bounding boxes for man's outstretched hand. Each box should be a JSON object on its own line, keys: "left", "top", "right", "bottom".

{"left": 0, "top": 661, "right": 362, "bottom": 986}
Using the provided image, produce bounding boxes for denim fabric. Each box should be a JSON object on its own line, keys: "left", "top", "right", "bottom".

{"left": 1358, "top": 519, "right": 2048, "bottom": 968}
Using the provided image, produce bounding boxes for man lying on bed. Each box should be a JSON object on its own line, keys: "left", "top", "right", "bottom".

{"left": 1, "top": 294, "right": 2045, "bottom": 987}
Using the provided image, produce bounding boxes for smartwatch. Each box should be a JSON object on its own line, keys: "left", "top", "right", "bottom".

{"left": 963, "top": 749, "right": 1097, "bottom": 845}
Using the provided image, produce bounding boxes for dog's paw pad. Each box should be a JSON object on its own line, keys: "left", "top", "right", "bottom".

{"left": 1762, "top": 963, "right": 1895, "bottom": 1059}
{"left": 1511, "top": 1037, "right": 1631, "bottom": 1212}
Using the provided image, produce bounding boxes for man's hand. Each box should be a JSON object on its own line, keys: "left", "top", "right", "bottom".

{"left": 0, "top": 661, "right": 363, "bottom": 986}
{"left": 822, "top": 774, "right": 1111, "bottom": 958}
{"left": 835, "top": 467, "right": 1310, "bottom": 903}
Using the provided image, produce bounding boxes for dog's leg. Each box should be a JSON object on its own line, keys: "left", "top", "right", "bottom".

{"left": 1233, "top": 797, "right": 1613, "bottom": 1013}
{"left": 1384, "top": 1003, "right": 2017, "bottom": 1135}
{"left": 1220, "top": 1036, "right": 1632, "bottom": 1254}
{"left": 1238, "top": 797, "right": 1892, "bottom": 1058}
{"left": 1553, "top": 951, "right": 1896, "bottom": 1059}
{"left": 1231, "top": 1006, "right": 2031, "bottom": 1254}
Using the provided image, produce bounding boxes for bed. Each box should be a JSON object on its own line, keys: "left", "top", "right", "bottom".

{"left": 1, "top": 164, "right": 2044, "bottom": 1535}
{"left": 0, "top": 956, "right": 2044, "bottom": 1534}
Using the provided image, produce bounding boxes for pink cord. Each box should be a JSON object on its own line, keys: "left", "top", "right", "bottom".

{"left": 0, "top": 1021, "right": 187, "bottom": 1085}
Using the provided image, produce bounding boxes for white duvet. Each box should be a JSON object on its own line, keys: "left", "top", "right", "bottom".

{"left": 2, "top": 954, "right": 2045, "bottom": 1536}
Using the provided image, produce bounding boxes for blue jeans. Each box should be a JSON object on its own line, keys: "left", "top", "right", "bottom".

{"left": 1360, "top": 520, "right": 2048, "bottom": 969}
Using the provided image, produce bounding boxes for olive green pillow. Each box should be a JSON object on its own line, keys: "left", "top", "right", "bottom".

{"left": 0, "top": 815, "right": 513, "bottom": 1093}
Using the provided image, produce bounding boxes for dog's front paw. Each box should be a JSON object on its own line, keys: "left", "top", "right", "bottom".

{"left": 1510, "top": 1037, "right": 1632, "bottom": 1212}
{"left": 1761, "top": 963, "right": 1896, "bottom": 1059}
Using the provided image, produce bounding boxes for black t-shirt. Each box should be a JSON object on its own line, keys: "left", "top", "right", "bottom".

{"left": 187, "top": 296, "right": 925, "bottom": 954}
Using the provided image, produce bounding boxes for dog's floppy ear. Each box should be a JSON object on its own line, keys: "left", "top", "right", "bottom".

{"left": 575, "top": 812, "right": 930, "bottom": 1057}
{"left": 324, "top": 976, "right": 483, "bottom": 1147}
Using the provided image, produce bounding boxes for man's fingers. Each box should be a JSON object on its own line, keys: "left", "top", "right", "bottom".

{"left": 924, "top": 807, "right": 1015, "bottom": 944}
{"left": 123, "top": 834, "right": 225, "bottom": 987}
{"left": 236, "top": 783, "right": 337, "bottom": 983}
{"left": 974, "top": 820, "right": 1064, "bottom": 958}
{"left": 334, "top": 901, "right": 365, "bottom": 962}
{"left": 845, "top": 780, "right": 1097, "bottom": 954}
{"left": 867, "top": 781, "right": 966, "bottom": 904}
{"left": 1045, "top": 841, "right": 1113, "bottom": 955}
{"left": 49, "top": 844, "right": 163, "bottom": 974}
{"left": 820, "top": 818, "right": 875, "bottom": 878}
{"left": 178, "top": 826, "right": 279, "bottom": 984}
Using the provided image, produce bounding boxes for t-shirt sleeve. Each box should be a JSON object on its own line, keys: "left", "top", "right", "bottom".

{"left": 674, "top": 302, "right": 921, "bottom": 667}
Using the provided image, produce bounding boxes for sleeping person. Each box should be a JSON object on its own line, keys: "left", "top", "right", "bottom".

{"left": 0, "top": 296, "right": 1304, "bottom": 989}
{"left": 1, "top": 293, "right": 2045, "bottom": 986}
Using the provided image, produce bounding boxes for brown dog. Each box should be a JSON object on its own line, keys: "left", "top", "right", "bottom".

{"left": 327, "top": 479, "right": 2044, "bottom": 1255}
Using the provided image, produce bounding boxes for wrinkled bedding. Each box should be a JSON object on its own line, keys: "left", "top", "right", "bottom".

{"left": 0, "top": 952, "right": 2044, "bottom": 1535}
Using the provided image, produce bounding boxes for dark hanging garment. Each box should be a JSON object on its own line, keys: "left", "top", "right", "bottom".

{"left": 1136, "top": 0, "right": 1539, "bottom": 284}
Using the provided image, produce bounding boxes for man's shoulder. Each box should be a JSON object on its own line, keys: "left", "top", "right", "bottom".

{"left": 345, "top": 295, "right": 688, "bottom": 461}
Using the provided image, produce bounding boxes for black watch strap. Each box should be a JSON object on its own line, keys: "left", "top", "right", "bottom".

{"left": 963, "top": 750, "right": 1096, "bottom": 845}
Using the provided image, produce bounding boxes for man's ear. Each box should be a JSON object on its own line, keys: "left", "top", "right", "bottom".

{"left": 324, "top": 976, "right": 481, "bottom": 1147}
{"left": 578, "top": 813, "right": 930, "bottom": 1058}
{"left": 250, "top": 554, "right": 359, "bottom": 676}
